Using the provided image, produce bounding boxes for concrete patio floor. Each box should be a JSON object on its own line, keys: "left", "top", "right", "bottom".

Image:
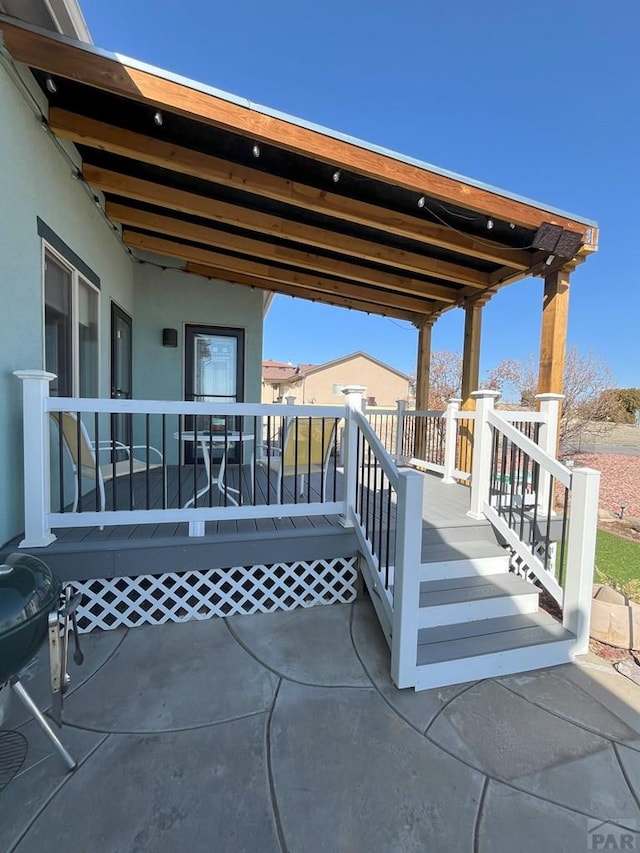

{"left": 1, "top": 596, "right": 640, "bottom": 852}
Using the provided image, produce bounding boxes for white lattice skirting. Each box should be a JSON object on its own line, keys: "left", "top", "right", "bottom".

{"left": 70, "top": 557, "right": 359, "bottom": 633}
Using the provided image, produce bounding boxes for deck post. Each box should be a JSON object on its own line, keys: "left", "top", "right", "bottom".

{"left": 414, "top": 319, "right": 434, "bottom": 459}
{"left": 14, "top": 370, "right": 57, "bottom": 547}
{"left": 535, "top": 393, "right": 563, "bottom": 512}
{"left": 395, "top": 399, "right": 407, "bottom": 462}
{"left": 442, "top": 397, "right": 462, "bottom": 484}
{"left": 468, "top": 390, "right": 500, "bottom": 520}
{"left": 563, "top": 467, "right": 600, "bottom": 654}
{"left": 537, "top": 268, "right": 571, "bottom": 396}
{"left": 340, "top": 385, "right": 366, "bottom": 527}
{"left": 390, "top": 468, "right": 424, "bottom": 688}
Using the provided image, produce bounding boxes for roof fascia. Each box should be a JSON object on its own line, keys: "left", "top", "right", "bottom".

{"left": 0, "top": 15, "right": 597, "bottom": 230}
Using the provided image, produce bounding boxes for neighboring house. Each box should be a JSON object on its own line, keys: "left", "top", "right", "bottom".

{"left": 0, "top": 1, "right": 601, "bottom": 691}
{"left": 261, "top": 360, "right": 312, "bottom": 404}
{"left": 262, "top": 352, "right": 411, "bottom": 407}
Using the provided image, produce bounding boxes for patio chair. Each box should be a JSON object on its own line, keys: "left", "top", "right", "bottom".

{"left": 50, "top": 412, "right": 164, "bottom": 513}
{"left": 259, "top": 417, "right": 336, "bottom": 502}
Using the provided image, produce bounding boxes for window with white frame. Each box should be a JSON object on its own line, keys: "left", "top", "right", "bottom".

{"left": 44, "top": 246, "right": 99, "bottom": 397}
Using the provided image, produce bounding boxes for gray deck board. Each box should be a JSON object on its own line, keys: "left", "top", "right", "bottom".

{"left": 1, "top": 466, "right": 499, "bottom": 581}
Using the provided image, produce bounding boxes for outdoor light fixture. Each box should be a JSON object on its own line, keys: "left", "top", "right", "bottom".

{"left": 252, "top": 143, "right": 261, "bottom": 158}
{"left": 486, "top": 218, "right": 494, "bottom": 230}
{"left": 332, "top": 170, "right": 341, "bottom": 183}
{"left": 509, "top": 222, "right": 516, "bottom": 229}
{"left": 545, "top": 255, "right": 556, "bottom": 266}
{"left": 153, "top": 111, "right": 163, "bottom": 126}
{"left": 620, "top": 502, "right": 627, "bottom": 520}
{"left": 417, "top": 196, "right": 426, "bottom": 208}
{"left": 45, "top": 76, "right": 57, "bottom": 94}
{"left": 162, "top": 328, "right": 178, "bottom": 347}
{"left": 533, "top": 223, "right": 583, "bottom": 261}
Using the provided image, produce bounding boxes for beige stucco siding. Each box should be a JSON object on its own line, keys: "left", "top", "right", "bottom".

{"left": 301, "top": 355, "right": 409, "bottom": 406}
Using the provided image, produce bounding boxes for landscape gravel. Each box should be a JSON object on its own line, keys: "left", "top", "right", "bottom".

{"left": 573, "top": 452, "right": 640, "bottom": 519}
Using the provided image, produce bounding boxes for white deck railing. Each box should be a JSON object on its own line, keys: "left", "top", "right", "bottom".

{"left": 469, "top": 390, "right": 600, "bottom": 654}
{"left": 15, "top": 370, "right": 348, "bottom": 545}
{"left": 348, "top": 395, "right": 424, "bottom": 689}
{"left": 15, "top": 372, "right": 600, "bottom": 662}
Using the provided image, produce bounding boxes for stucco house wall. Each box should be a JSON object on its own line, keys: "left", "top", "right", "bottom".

{"left": 0, "top": 63, "right": 265, "bottom": 545}
{"left": 132, "top": 264, "right": 263, "bottom": 406}
{"left": 0, "top": 62, "right": 134, "bottom": 545}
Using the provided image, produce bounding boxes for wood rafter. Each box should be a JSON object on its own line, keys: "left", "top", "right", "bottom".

{"left": 51, "top": 109, "right": 526, "bottom": 273}
{"left": 184, "top": 263, "right": 423, "bottom": 323}
{"left": 0, "top": 18, "right": 596, "bottom": 244}
{"left": 86, "top": 167, "right": 480, "bottom": 299}
{"left": 108, "top": 203, "right": 459, "bottom": 304}
{"left": 123, "top": 231, "right": 439, "bottom": 317}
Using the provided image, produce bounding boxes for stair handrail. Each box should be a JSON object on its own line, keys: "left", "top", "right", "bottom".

{"left": 471, "top": 390, "right": 600, "bottom": 654}
{"left": 351, "top": 407, "right": 423, "bottom": 689}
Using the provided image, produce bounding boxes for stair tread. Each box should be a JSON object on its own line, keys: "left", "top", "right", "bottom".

{"left": 419, "top": 573, "right": 539, "bottom": 607}
{"left": 421, "top": 539, "right": 508, "bottom": 564}
{"left": 417, "top": 612, "right": 574, "bottom": 666}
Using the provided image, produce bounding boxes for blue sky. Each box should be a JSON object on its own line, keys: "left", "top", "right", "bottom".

{"left": 81, "top": 0, "right": 639, "bottom": 385}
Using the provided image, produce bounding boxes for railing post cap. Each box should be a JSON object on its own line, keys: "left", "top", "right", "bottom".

{"left": 535, "top": 392, "right": 565, "bottom": 402}
{"left": 14, "top": 369, "right": 57, "bottom": 382}
{"left": 571, "top": 466, "right": 601, "bottom": 478}
{"left": 396, "top": 398, "right": 408, "bottom": 406}
{"left": 447, "top": 397, "right": 463, "bottom": 405}
{"left": 341, "top": 385, "right": 367, "bottom": 395}
{"left": 470, "top": 390, "right": 501, "bottom": 400}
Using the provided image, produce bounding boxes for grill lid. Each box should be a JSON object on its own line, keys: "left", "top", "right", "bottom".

{"left": 0, "top": 553, "right": 61, "bottom": 636}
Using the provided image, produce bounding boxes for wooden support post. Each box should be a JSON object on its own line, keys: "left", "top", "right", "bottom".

{"left": 415, "top": 319, "right": 434, "bottom": 460}
{"left": 415, "top": 319, "right": 433, "bottom": 411}
{"left": 461, "top": 299, "right": 484, "bottom": 407}
{"left": 537, "top": 268, "right": 571, "bottom": 395}
{"left": 459, "top": 298, "right": 487, "bottom": 481}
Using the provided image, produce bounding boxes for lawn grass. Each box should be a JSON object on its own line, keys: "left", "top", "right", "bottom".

{"left": 594, "top": 528, "right": 640, "bottom": 597}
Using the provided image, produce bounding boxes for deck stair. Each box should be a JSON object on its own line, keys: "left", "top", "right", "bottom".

{"left": 412, "top": 516, "right": 574, "bottom": 691}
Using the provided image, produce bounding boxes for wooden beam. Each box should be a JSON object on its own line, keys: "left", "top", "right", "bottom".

{"left": 461, "top": 300, "right": 485, "bottom": 408}
{"left": 51, "top": 109, "right": 525, "bottom": 274}
{"left": 537, "top": 268, "right": 570, "bottom": 395}
{"left": 184, "top": 263, "right": 422, "bottom": 323}
{"left": 0, "top": 19, "right": 596, "bottom": 241}
{"left": 415, "top": 321, "right": 433, "bottom": 411}
{"left": 89, "top": 167, "right": 475, "bottom": 292}
{"left": 123, "top": 231, "right": 436, "bottom": 316}
{"left": 107, "top": 203, "right": 459, "bottom": 303}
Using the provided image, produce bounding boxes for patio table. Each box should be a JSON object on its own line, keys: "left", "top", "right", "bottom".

{"left": 174, "top": 431, "right": 254, "bottom": 508}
